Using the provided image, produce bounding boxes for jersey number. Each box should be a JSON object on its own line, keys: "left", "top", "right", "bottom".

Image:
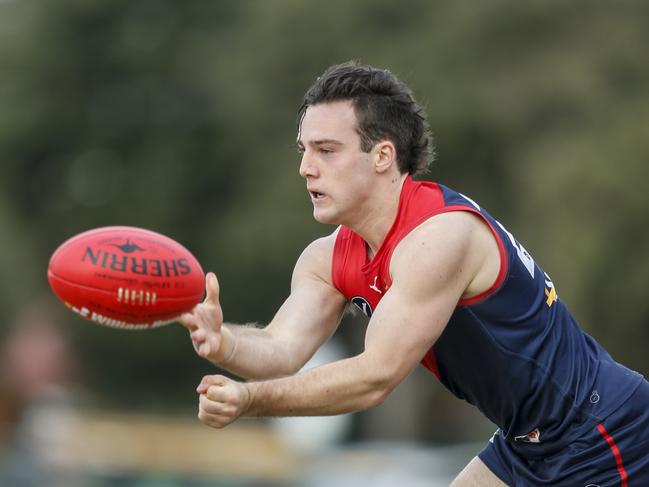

{"left": 459, "top": 193, "right": 535, "bottom": 278}
{"left": 495, "top": 221, "right": 535, "bottom": 278}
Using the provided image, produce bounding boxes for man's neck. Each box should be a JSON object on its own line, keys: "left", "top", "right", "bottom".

{"left": 348, "top": 174, "right": 408, "bottom": 258}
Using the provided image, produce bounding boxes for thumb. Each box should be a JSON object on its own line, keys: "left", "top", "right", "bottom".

{"left": 197, "top": 374, "right": 226, "bottom": 394}
{"left": 204, "top": 272, "right": 220, "bottom": 305}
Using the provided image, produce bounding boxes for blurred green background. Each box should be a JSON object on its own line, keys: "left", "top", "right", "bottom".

{"left": 1, "top": 0, "right": 648, "bottom": 484}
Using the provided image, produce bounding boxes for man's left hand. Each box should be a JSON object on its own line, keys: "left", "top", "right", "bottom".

{"left": 196, "top": 375, "right": 252, "bottom": 429}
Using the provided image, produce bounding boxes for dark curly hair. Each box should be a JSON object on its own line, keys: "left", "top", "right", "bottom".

{"left": 298, "top": 61, "right": 434, "bottom": 175}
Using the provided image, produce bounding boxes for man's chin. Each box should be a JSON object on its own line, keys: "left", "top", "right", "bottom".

{"left": 313, "top": 209, "right": 338, "bottom": 225}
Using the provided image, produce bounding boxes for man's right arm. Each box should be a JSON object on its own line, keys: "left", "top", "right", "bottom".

{"left": 178, "top": 232, "right": 348, "bottom": 380}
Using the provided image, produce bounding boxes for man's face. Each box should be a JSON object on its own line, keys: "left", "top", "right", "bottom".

{"left": 297, "top": 100, "right": 375, "bottom": 225}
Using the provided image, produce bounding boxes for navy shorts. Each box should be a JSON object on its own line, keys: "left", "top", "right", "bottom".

{"left": 479, "top": 378, "right": 649, "bottom": 486}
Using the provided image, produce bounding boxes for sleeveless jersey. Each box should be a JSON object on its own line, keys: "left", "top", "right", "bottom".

{"left": 332, "top": 176, "right": 643, "bottom": 448}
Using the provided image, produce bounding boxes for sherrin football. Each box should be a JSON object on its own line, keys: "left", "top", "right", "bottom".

{"left": 48, "top": 226, "right": 205, "bottom": 330}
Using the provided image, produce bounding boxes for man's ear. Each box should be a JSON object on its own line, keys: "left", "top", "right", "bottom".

{"left": 374, "top": 140, "right": 397, "bottom": 174}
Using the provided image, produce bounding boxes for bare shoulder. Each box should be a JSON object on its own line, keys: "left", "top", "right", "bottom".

{"left": 292, "top": 227, "right": 341, "bottom": 287}
{"left": 390, "top": 211, "right": 499, "bottom": 298}
{"left": 391, "top": 211, "right": 483, "bottom": 264}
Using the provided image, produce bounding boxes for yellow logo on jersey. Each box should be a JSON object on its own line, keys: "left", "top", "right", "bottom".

{"left": 545, "top": 286, "right": 557, "bottom": 307}
{"left": 544, "top": 273, "right": 558, "bottom": 307}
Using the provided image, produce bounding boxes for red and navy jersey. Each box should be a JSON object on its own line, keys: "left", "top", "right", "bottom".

{"left": 332, "top": 176, "right": 643, "bottom": 446}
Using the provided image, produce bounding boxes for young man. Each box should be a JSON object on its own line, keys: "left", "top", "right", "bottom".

{"left": 179, "top": 62, "right": 649, "bottom": 486}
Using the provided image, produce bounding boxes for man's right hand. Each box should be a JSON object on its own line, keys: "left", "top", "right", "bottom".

{"left": 178, "top": 272, "right": 233, "bottom": 364}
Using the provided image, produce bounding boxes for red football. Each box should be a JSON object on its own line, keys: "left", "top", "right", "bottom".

{"left": 47, "top": 226, "right": 205, "bottom": 329}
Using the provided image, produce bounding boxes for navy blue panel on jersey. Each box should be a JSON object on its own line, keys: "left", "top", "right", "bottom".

{"left": 430, "top": 185, "right": 643, "bottom": 451}
{"left": 479, "top": 378, "right": 649, "bottom": 486}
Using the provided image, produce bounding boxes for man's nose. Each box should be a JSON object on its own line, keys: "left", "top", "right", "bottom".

{"left": 299, "top": 152, "right": 318, "bottom": 178}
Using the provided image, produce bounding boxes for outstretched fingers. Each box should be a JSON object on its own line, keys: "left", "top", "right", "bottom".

{"left": 189, "top": 328, "right": 210, "bottom": 357}
{"left": 204, "top": 272, "right": 220, "bottom": 305}
{"left": 176, "top": 271, "right": 220, "bottom": 331}
{"left": 177, "top": 312, "right": 197, "bottom": 330}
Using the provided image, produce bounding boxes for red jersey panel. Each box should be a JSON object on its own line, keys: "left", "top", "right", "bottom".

{"left": 332, "top": 176, "right": 507, "bottom": 319}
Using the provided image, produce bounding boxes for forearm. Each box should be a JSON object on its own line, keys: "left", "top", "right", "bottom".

{"left": 213, "top": 323, "right": 298, "bottom": 379}
{"left": 243, "top": 354, "right": 392, "bottom": 417}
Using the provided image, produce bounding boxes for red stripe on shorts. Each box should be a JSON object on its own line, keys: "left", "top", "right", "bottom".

{"left": 596, "top": 422, "right": 628, "bottom": 487}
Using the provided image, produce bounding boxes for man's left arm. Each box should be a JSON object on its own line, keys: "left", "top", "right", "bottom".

{"left": 196, "top": 212, "right": 490, "bottom": 428}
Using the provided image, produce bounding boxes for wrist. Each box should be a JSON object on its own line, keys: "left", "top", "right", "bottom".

{"left": 242, "top": 381, "right": 254, "bottom": 416}
{"left": 213, "top": 326, "right": 237, "bottom": 365}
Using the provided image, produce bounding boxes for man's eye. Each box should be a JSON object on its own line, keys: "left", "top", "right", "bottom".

{"left": 320, "top": 148, "right": 333, "bottom": 154}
